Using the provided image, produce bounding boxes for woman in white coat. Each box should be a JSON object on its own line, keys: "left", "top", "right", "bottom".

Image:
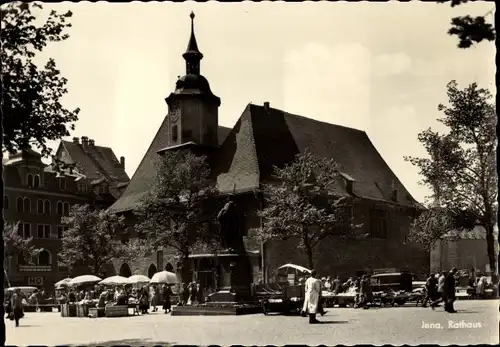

{"left": 302, "top": 269, "right": 322, "bottom": 324}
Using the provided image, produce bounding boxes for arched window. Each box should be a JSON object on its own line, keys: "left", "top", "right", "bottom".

{"left": 63, "top": 202, "right": 70, "bottom": 216}
{"left": 27, "top": 174, "right": 33, "bottom": 188}
{"left": 23, "top": 197, "right": 31, "bottom": 213}
{"left": 44, "top": 200, "right": 51, "bottom": 215}
{"left": 4, "top": 195, "right": 9, "bottom": 210}
{"left": 38, "top": 249, "right": 51, "bottom": 266}
{"left": 37, "top": 199, "right": 44, "bottom": 214}
{"left": 34, "top": 175, "right": 40, "bottom": 188}
{"left": 57, "top": 201, "right": 63, "bottom": 215}
{"left": 17, "top": 197, "right": 24, "bottom": 212}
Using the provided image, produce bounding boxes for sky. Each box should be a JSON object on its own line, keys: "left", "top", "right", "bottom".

{"left": 28, "top": 1, "right": 495, "bottom": 204}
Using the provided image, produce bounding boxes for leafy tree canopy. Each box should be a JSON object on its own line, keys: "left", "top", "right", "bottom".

{"left": 133, "top": 150, "right": 220, "bottom": 282}
{"left": 438, "top": 0, "right": 495, "bottom": 48}
{"left": 406, "top": 80, "right": 497, "bottom": 272}
{"left": 258, "top": 150, "right": 362, "bottom": 269}
{"left": 1, "top": 2, "right": 80, "bottom": 158}
{"left": 59, "top": 204, "right": 131, "bottom": 276}
{"left": 3, "top": 222, "right": 41, "bottom": 264}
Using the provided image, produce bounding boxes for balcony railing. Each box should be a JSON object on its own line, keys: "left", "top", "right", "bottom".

{"left": 18, "top": 265, "right": 53, "bottom": 272}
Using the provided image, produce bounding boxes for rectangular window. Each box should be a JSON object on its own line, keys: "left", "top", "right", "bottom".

{"left": 370, "top": 209, "right": 388, "bottom": 238}
{"left": 59, "top": 178, "right": 66, "bottom": 191}
{"left": 37, "top": 224, "right": 51, "bottom": 238}
{"left": 57, "top": 226, "right": 68, "bottom": 239}
{"left": 37, "top": 224, "right": 44, "bottom": 238}
{"left": 19, "top": 223, "right": 31, "bottom": 238}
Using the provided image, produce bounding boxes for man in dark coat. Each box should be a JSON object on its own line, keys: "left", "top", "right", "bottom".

{"left": 444, "top": 268, "right": 458, "bottom": 313}
{"left": 11, "top": 288, "right": 24, "bottom": 327}
{"left": 162, "top": 285, "right": 171, "bottom": 313}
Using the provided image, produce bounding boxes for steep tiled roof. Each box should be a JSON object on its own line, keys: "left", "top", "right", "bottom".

{"left": 109, "top": 118, "right": 231, "bottom": 212}
{"left": 59, "top": 141, "right": 129, "bottom": 184}
{"left": 111, "top": 103, "right": 419, "bottom": 212}
{"left": 215, "top": 104, "right": 419, "bottom": 206}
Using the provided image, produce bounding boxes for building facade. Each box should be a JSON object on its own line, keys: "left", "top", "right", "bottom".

{"left": 109, "top": 13, "right": 429, "bottom": 286}
{"left": 430, "top": 226, "right": 499, "bottom": 275}
{"left": 3, "top": 137, "right": 129, "bottom": 290}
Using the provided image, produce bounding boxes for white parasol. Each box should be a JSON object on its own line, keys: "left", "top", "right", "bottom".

{"left": 277, "top": 263, "right": 312, "bottom": 274}
{"left": 6, "top": 286, "right": 38, "bottom": 292}
{"left": 150, "top": 270, "right": 179, "bottom": 285}
{"left": 54, "top": 277, "right": 72, "bottom": 288}
{"left": 99, "top": 275, "right": 132, "bottom": 286}
{"left": 128, "top": 275, "right": 151, "bottom": 284}
{"left": 68, "top": 275, "right": 102, "bottom": 287}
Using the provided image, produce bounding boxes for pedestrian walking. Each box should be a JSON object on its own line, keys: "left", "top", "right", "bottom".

{"left": 151, "top": 285, "right": 159, "bottom": 312}
{"left": 11, "top": 288, "right": 25, "bottom": 327}
{"left": 302, "top": 269, "right": 322, "bottom": 324}
{"left": 423, "top": 273, "right": 438, "bottom": 309}
{"left": 139, "top": 287, "right": 149, "bottom": 314}
{"left": 162, "top": 284, "right": 172, "bottom": 313}
{"left": 476, "top": 273, "right": 486, "bottom": 299}
{"left": 444, "top": 268, "right": 458, "bottom": 313}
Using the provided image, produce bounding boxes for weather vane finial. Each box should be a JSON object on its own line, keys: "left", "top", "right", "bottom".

{"left": 190, "top": 12, "right": 195, "bottom": 20}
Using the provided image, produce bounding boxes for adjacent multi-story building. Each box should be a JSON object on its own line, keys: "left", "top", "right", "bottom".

{"left": 3, "top": 137, "right": 129, "bottom": 289}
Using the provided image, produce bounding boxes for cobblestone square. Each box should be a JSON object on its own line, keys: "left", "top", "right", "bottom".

{"left": 5, "top": 300, "right": 499, "bottom": 346}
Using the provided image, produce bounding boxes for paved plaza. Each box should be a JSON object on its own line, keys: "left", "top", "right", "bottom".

{"left": 5, "top": 300, "right": 499, "bottom": 346}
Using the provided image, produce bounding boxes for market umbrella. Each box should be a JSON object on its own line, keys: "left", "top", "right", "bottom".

{"left": 99, "top": 275, "right": 132, "bottom": 286}
{"left": 6, "top": 286, "right": 37, "bottom": 292}
{"left": 68, "top": 275, "right": 102, "bottom": 287}
{"left": 128, "top": 275, "right": 151, "bottom": 284}
{"left": 277, "top": 263, "right": 312, "bottom": 274}
{"left": 54, "top": 277, "right": 72, "bottom": 288}
{"left": 150, "top": 271, "right": 179, "bottom": 285}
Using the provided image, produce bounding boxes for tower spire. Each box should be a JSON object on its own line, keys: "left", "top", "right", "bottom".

{"left": 183, "top": 12, "right": 203, "bottom": 75}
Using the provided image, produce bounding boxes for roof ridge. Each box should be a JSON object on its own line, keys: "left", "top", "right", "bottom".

{"left": 115, "top": 115, "right": 170, "bottom": 199}
{"left": 244, "top": 105, "right": 261, "bottom": 186}
{"left": 249, "top": 103, "right": 368, "bottom": 134}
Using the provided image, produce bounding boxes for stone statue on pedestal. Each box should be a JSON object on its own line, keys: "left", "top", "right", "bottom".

{"left": 217, "top": 199, "right": 244, "bottom": 253}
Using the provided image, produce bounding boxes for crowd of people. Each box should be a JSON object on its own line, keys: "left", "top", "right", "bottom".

{"left": 421, "top": 267, "right": 491, "bottom": 312}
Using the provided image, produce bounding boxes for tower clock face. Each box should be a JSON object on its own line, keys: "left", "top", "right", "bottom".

{"left": 170, "top": 102, "right": 180, "bottom": 122}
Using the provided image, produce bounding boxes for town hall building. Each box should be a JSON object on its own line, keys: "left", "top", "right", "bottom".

{"left": 110, "top": 13, "right": 428, "bottom": 286}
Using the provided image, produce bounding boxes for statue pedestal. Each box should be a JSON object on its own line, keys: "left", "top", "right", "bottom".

{"left": 208, "top": 250, "right": 253, "bottom": 303}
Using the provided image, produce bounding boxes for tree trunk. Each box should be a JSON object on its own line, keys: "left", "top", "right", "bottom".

{"left": 305, "top": 245, "right": 314, "bottom": 270}
{"left": 94, "top": 262, "right": 100, "bottom": 276}
{"left": 485, "top": 224, "right": 496, "bottom": 275}
{"left": 177, "top": 255, "right": 192, "bottom": 284}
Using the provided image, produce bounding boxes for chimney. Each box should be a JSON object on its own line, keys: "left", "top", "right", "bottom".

{"left": 73, "top": 137, "right": 79, "bottom": 144}
{"left": 120, "top": 156, "right": 125, "bottom": 168}
{"left": 81, "top": 136, "right": 89, "bottom": 147}
{"left": 89, "top": 139, "right": 95, "bottom": 146}
{"left": 263, "top": 101, "right": 270, "bottom": 110}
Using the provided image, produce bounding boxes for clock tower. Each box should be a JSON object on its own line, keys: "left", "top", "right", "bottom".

{"left": 165, "top": 12, "right": 221, "bottom": 149}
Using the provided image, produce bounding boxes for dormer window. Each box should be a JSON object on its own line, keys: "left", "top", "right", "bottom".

{"left": 99, "top": 184, "right": 108, "bottom": 195}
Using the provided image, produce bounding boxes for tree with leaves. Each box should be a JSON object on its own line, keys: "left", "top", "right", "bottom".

{"left": 1, "top": 2, "right": 80, "bottom": 158}
{"left": 439, "top": 0, "right": 495, "bottom": 49}
{"left": 258, "top": 151, "right": 361, "bottom": 269}
{"left": 133, "top": 150, "right": 220, "bottom": 283}
{"left": 59, "top": 204, "right": 132, "bottom": 276}
{"left": 406, "top": 80, "right": 497, "bottom": 274}
{"left": 4, "top": 222, "right": 41, "bottom": 266}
